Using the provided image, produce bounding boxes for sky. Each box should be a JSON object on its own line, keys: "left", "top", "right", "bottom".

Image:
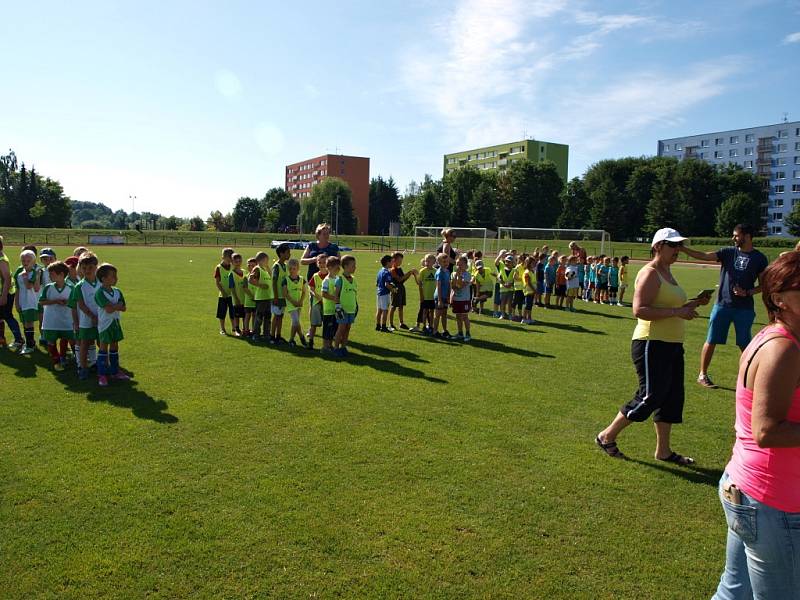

{"left": 2, "top": 0, "right": 799, "bottom": 218}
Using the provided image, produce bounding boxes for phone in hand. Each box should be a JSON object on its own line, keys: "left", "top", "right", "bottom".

{"left": 690, "top": 288, "right": 716, "bottom": 301}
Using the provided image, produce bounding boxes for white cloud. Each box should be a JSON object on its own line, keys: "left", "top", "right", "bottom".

{"left": 214, "top": 69, "right": 243, "bottom": 98}
{"left": 783, "top": 31, "right": 800, "bottom": 43}
{"left": 254, "top": 123, "right": 285, "bottom": 156}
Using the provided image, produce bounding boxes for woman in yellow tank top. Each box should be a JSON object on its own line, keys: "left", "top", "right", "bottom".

{"left": 596, "top": 228, "right": 711, "bottom": 465}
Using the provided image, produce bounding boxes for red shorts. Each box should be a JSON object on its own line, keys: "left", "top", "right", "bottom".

{"left": 451, "top": 300, "right": 471, "bottom": 314}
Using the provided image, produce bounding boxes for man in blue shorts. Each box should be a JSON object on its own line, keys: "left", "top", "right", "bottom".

{"left": 680, "top": 223, "right": 768, "bottom": 388}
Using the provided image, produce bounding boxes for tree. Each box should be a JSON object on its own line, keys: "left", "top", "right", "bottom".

{"left": 300, "top": 178, "right": 356, "bottom": 234}
{"left": 467, "top": 177, "right": 497, "bottom": 229}
{"left": 188, "top": 216, "right": 206, "bottom": 231}
{"left": 232, "top": 197, "right": 262, "bottom": 232}
{"left": 715, "top": 192, "right": 763, "bottom": 237}
{"left": 501, "top": 160, "right": 563, "bottom": 229}
{"left": 399, "top": 175, "right": 446, "bottom": 234}
{"left": 261, "top": 188, "right": 299, "bottom": 232}
{"left": 443, "top": 167, "right": 482, "bottom": 227}
{"left": 556, "top": 177, "right": 591, "bottom": 229}
{"left": 368, "top": 176, "right": 401, "bottom": 234}
{"left": 785, "top": 200, "right": 800, "bottom": 237}
{"left": 207, "top": 210, "right": 233, "bottom": 232}
{"left": 0, "top": 150, "right": 72, "bottom": 228}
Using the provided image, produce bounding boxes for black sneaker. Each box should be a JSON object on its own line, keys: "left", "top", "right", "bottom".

{"left": 288, "top": 340, "right": 297, "bottom": 347}
{"left": 375, "top": 324, "right": 381, "bottom": 331}
{"left": 299, "top": 335, "right": 308, "bottom": 348}
{"left": 399, "top": 323, "right": 409, "bottom": 330}
{"left": 442, "top": 331, "right": 452, "bottom": 339}
{"left": 380, "top": 326, "right": 391, "bottom": 333}
{"left": 697, "top": 374, "right": 718, "bottom": 389}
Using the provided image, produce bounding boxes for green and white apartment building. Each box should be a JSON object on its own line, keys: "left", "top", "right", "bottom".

{"left": 443, "top": 139, "right": 569, "bottom": 182}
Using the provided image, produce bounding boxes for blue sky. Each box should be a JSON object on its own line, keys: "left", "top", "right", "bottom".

{"left": 2, "top": 0, "right": 799, "bottom": 217}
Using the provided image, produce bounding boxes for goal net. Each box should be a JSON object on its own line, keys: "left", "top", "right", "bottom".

{"left": 495, "top": 228, "right": 611, "bottom": 256}
{"left": 412, "top": 227, "right": 493, "bottom": 255}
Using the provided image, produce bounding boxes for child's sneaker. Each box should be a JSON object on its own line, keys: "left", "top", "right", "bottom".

{"left": 299, "top": 335, "right": 308, "bottom": 348}
{"left": 463, "top": 335, "right": 472, "bottom": 342}
{"left": 340, "top": 347, "right": 349, "bottom": 356}
{"left": 288, "top": 340, "right": 297, "bottom": 347}
{"left": 333, "top": 348, "right": 346, "bottom": 358}
{"left": 53, "top": 362, "right": 65, "bottom": 372}
{"left": 78, "top": 367, "right": 89, "bottom": 380}
{"left": 375, "top": 324, "right": 381, "bottom": 331}
{"left": 98, "top": 375, "right": 109, "bottom": 387}
{"left": 442, "top": 331, "right": 452, "bottom": 339}
{"left": 399, "top": 323, "right": 409, "bottom": 330}
{"left": 409, "top": 326, "right": 420, "bottom": 333}
{"left": 453, "top": 333, "right": 463, "bottom": 340}
{"left": 387, "top": 325, "right": 396, "bottom": 332}
{"left": 112, "top": 371, "right": 130, "bottom": 381}
{"left": 380, "top": 326, "right": 391, "bottom": 333}
{"left": 433, "top": 332, "right": 442, "bottom": 339}
{"left": 9, "top": 341, "right": 23, "bottom": 352}
{"left": 20, "top": 345, "right": 34, "bottom": 355}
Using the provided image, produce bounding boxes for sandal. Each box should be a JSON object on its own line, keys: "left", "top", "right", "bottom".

{"left": 657, "top": 452, "right": 695, "bottom": 466}
{"left": 596, "top": 435, "right": 625, "bottom": 459}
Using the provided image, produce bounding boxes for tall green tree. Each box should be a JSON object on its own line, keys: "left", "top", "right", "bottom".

{"left": 368, "top": 176, "right": 401, "bottom": 234}
{"left": 556, "top": 177, "right": 591, "bottom": 229}
{"left": 443, "top": 167, "right": 482, "bottom": 227}
{"left": 715, "top": 192, "right": 763, "bottom": 237}
{"left": 784, "top": 200, "right": 800, "bottom": 237}
{"left": 467, "top": 176, "right": 497, "bottom": 229}
{"left": 300, "top": 178, "right": 356, "bottom": 234}
{"left": 232, "top": 197, "right": 263, "bottom": 231}
{"left": 261, "top": 188, "right": 299, "bottom": 232}
{"left": 0, "top": 150, "right": 71, "bottom": 227}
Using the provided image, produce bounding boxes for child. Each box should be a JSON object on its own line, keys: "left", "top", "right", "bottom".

{"left": 543, "top": 255, "right": 558, "bottom": 309}
{"left": 608, "top": 257, "right": 620, "bottom": 306}
{"left": 389, "top": 252, "right": 416, "bottom": 330}
{"left": 472, "top": 260, "right": 495, "bottom": 314}
{"left": 565, "top": 256, "right": 580, "bottom": 312}
{"left": 535, "top": 253, "right": 546, "bottom": 307}
{"left": 73, "top": 246, "right": 89, "bottom": 258}
{"left": 584, "top": 257, "right": 595, "bottom": 302}
{"left": 283, "top": 258, "right": 307, "bottom": 347}
{"left": 577, "top": 255, "right": 586, "bottom": 298}
{"left": 13, "top": 249, "right": 41, "bottom": 355}
{"left": 306, "top": 254, "right": 328, "bottom": 349}
{"left": 213, "top": 247, "right": 235, "bottom": 335}
{"left": 618, "top": 256, "right": 630, "bottom": 306}
{"left": 450, "top": 255, "right": 472, "bottom": 341}
{"left": 230, "top": 253, "right": 246, "bottom": 336}
{"left": 596, "top": 256, "right": 610, "bottom": 304}
{"left": 433, "top": 253, "right": 452, "bottom": 338}
{"left": 0, "top": 235, "right": 24, "bottom": 351}
{"left": 270, "top": 243, "right": 291, "bottom": 344}
{"left": 333, "top": 255, "right": 358, "bottom": 357}
{"left": 39, "top": 261, "right": 75, "bottom": 371}
{"left": 497, "top": 254, "right": 516, "bottom": 319}
{"left": 37, "top": 248, "right": 57, "bottom": 345}
{"left": 414, "top": 254, "right": 436, "bottom": 334}
{"left": 511, "top": 254, "right": 528, "bottom": 322}
{"left": 555, "top": 255, "right": 568, "bottom": 309}
{"left": 375, "top": 255, "right": 395, "bottom": 332}
{"left": 250, "top": 251, "right": 273, "bottom": 342}
{"left": 242, "top": 257, "right": 257, "bottom": 337}
{"left": 94, "top": 263, "right": 130, "bottom": 386}
{"left": 320, "top": 256, "right": 341, "bottom": 353}
{"left": 522, "top": 256, "right": 536, "bottom": 324}
{"left": 69, "top": 252, "right": 100, "bottom": 379}
{"left": 64, "top": 256, "right": 80, "bottom": 287}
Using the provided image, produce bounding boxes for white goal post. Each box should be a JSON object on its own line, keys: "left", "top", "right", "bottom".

{"left": 412, "top": 227, "right": 493, "bottom": 255}
{"left": 495, "top": 228, "right": 612, "bottom": 256}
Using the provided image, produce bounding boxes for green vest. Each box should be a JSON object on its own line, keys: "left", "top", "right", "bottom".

{"left": 311, "top": 272, "right": 325, "bottom": 305}
{"left": 322, "top": 276, "right": 337, "bottom": 316}
{"left": 253, "top": 266, "right": 273, "bottom": 301}
{"left": 232, "top": 269, "right": 246, "bottom": 305}
{"left": 284, "top": 275, "right": 305, "bottom": 312}
{"left": 498, "top": 267, "right": 514, "bottom": 289}
{"left": 0, "top": 253, "right": 15, "bottom": 295}
{"left": 273, "top": 261, "right": 287, "bottom": 297}
{"left": 217, "top": 263, "right": 233, "bottom": 298}
{"left": 338, "top": 274, "right": 358, "bottom": 314}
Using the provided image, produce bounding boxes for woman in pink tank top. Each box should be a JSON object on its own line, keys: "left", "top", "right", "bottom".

{"left": 713, "top": 251, "right": 800, "bottom": 600}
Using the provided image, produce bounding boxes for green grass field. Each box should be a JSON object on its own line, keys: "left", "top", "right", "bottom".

{"left": 1, "top": 246, "right": 759, "bottom": 598}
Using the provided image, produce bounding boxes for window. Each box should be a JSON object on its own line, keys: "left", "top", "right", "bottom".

{"left": 745, "top": 147, "right": 754, "bottom": 155}
{"left": 796, "top": 157, "right": 800, "bottom": 164}
{"left": 699, "top": 152, "right": 705, "bottom": 159}
{"left": 701, "top": 139, "right": 709, "bottom": 147}
{"left": 321, "top": 160, "right": 327, "bottom": 166}
{"left": 478, "top": 152, "right": 485, "bottom": 159}
{"left": 729, "top": 149, "right": 738, "bottom": 157}
{"left": 776, "top": 171, "right": 786, "bottom": 179}
{"left": 777, "top": 157, "right": 788, "bottom": 166}
{"left": 777, "top": 143, "right": 788, "bottom": 152}
{"left": 772, "top": 226, "right": 783, "bottom": 234}
{"left": 447, "top": 158, "right": 455, "bottom": 164}
{"left": 775, "top": 197, "right": 784, "bottom": 207}
{"left": 778, "top": 129, "right": 788, "bottom": 138}
{"left": 744, "top": 160, "right": 754, "bottom": 168}
{"left": 773, "top": 213, "right": 783, "bottom": 221}
{"left": 664, "top": 144, "right": 670, "bottom": 151}
{"left": 715, "top": 137, "right": 724, "bottom": 145}
{"left": 793, "top": 184, "right": 800, "bottom": 193}
{"left": 675, "top": 143, "right": 682, "bottom": 150}
{"left": 730, "top": 136, "right": 739, "bottom": 144}
{"left": 714, "top": 150, "right": 723, "bottom": 158}
{"left": 795, "top": 170, "right": 800, "bottom": 179}
{"left": 796, "top": 128, "right": 800, "bottom": 136}
{"left": 745, "top": 134, "right": 755, "bottom": 142}
{"left": 775, "top": 185, "right": 785, "bottom": 193}
{"left": 795, "top": 142, "right": 800, "bottom": 151}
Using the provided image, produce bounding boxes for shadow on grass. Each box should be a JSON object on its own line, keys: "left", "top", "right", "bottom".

{"left": 534, "top": 320, "right": 606, "bottom": 335}
{"left": 347, "top": 341, "right": 429, "bottom": 363}
{"left": 469, "top": 318, "right": 533, "bottom": 332}
{"left": 466, "top": 337, "right": 555, "bottom": 359}
{"left": 1, "top": 347, "right": 50, "bottom": 378}
{"left": 626, "top": 457, "right": 723, "bottom": 487}
{"left": 317, "top": 349, "right": 448, "bottom": 384}
{"left": 61, "top": 370, "right": 178, "bottom": 424}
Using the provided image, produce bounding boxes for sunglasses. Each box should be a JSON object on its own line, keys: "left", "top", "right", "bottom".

{"left": 663, "top": 241, "right": 683, "bottom": 248}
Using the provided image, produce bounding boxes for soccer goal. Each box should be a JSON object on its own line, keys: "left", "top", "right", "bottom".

{"left": 495, "top": 228, "right": 612, "bottom": 256}
{"left": 412, "top": 227, "right": 493, "bottom": 255}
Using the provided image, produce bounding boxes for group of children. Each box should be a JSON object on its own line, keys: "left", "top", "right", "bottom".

{"left": 214, "top": 245, "right": 359, "bottom": 358}
{"left": 0, "top": 236, "right": 128, "bottom": 386}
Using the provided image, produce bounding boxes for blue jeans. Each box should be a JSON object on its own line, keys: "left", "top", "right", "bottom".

{"left": 712, "top": 472, "right": 800, "bottom": 599}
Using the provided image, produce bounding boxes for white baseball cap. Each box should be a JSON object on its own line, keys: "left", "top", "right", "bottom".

{"left": 651, "top": 227, "right": 687, "bottom": 247}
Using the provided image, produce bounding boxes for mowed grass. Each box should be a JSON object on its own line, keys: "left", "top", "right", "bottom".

{"left": 0, "top": 247, "right": 755, "bottom": 598}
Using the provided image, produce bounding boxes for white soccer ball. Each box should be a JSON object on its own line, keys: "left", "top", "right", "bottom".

{"left": 566, "top": 270, "right": 576, "bottom": 280}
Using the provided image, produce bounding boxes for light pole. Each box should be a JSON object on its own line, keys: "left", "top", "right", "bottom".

{"left": 129, "top": 195, "right": 137, "bottom": 230}
{"left": 335, "top": 191, "right": 340, "bottom": 240}
{"left": 330, "top": 200, "right": 334, "bottom": 232}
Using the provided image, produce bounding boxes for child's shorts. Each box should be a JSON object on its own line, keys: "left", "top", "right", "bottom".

{"left": 513, "top": 290, "right": 524, "bottom": 308}
{"left": 43, "top": 329, "right": 75, "bottom": 343}
{"left": 98, "top": 321, "right": 124, "bottom": 344}
{"left": 598, "top": 282, "right": 609, "bottom": 292}
{"left": 619, "top": 283, "right": 627, "bottom": 291}
{"left": 271, "top": 303, "right": 285, "bottom": 316}
{"left": 245, "top": 306, "right": 255, "bottom": 315}
{"left": 309, "top": 303, "right": 323, "bottom": 327}
{"left": 337, "top": 312, "right": 356, "bottom": 325}
{"left": 451, "top": 300, "right": 471, "bottom": 314}
{"left": 567, "top": 288, "right": 579, "bottom": 298}
{"left": 233, "top": 304, "right": 245, "bottom": 318}
{"left": 609, "top": 286, "right": 619, "bottom": 295}
{"left": 289, "top": 310, "right": 301, "bottom": 326}
{"left": 322, "top": 314, "right": 337, "bottom": 340}
{"left": 216, "top": 296, "right": 234, "bottom": 320}
{"left": 421, "top": 299, "right": 436, "bottom": 310}
{"left": 77, "top": 327, "right": 98, "bottom": 341}
{"left": 18, "top": 308, "right": 39, "bottom": 323}
{"left": 377, "top": 294, "right": 390, "bottom": 311}
{"left": 536, "top": 281, "right": 545, "bottom": 295}
{"left": 555, "top": 285, "right": 567, "bottom": 297}
{"left": 391, "top": 285, "right": 406, "bottom": 308}
{"left": 493, "top": 284, "right": 501, "bottom": 306}
{"left": 544, "top": 284, "right": 555, "bottom": 295}
{"left": 524, "top": 294, "right": 535, "bottom": 311}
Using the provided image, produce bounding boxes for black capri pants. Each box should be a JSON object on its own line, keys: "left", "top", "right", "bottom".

{"left": 216, "top": 296, "right": 234, "bottom": 320}
{"left": 620, "top": 340, "right": 685, "bottom": 424}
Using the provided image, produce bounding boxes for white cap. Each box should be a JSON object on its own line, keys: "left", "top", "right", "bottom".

{"left": 651, "top": 227, "right": 687, "bottom": 247}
